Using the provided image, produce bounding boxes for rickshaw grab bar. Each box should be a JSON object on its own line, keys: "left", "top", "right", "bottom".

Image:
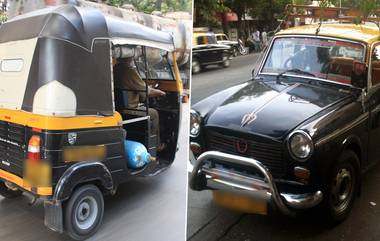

{"left": 189, "top": 151, "right": 323, "bottom": 216}
{"left": 121, "top": 116, "right": 150, "bottom": 125}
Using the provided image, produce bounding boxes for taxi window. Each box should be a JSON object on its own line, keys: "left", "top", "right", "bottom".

{"left": 371, "top": 45, "right": 380, "bottom": 86}
{"left": 207, "top": 35, "right": 217, "bottom": 44}
{"left": 262, "top": 37, "right": 365, "bottom": 85}
{"left": 197, "top": 36, "right": 206, "bottom": 45}
{"left": 216, "top": 35, "right": 222, "bottom": 41}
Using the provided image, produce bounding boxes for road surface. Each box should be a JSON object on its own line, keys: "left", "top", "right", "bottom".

{"left": 0, "top": 104, "right": 189, "bottom": 241}
{"left": 190, "top": 54, "right": 261, "bottom": 104}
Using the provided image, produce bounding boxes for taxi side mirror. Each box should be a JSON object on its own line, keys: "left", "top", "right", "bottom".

{"left": 351, "top": 62, "right": 367, "bottom": 89}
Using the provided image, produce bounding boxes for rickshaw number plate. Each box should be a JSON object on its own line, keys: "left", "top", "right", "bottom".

{"left": 212, "top": 191, "right": 267, "bottom": 215}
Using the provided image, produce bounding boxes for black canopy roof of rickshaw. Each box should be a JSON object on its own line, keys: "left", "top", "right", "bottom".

{"left": 0, "top": 4, "right": 175, "bottom": 51}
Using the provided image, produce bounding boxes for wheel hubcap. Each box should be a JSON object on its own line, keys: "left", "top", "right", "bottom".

{"left": 331, "top": 168, "right": 353, "bottom": 213}
{"left": 192, "top": 61, "right": 200, "bottom": 73}
{"left": 75, "top": 196, "right": 98, "bottom": 230}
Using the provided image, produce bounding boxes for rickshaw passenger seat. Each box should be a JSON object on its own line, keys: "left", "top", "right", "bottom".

{"left": 115, "top": 89, "right": 129, "bottom": 110}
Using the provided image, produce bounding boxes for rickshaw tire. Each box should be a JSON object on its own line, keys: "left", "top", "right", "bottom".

{"left": 64, "top": 184, "right": 104, "bottom": 241}
{"left": 0, "top": 181, "right": 23, "bottom": 198}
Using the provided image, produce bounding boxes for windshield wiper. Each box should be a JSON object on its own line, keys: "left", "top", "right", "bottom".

{"left": 276, "top": 68, "right": 316, "bottom": 82}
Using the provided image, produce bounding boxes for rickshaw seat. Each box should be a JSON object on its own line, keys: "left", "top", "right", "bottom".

{"left": 115, "top": 89, "right": 129, "bottom": 110}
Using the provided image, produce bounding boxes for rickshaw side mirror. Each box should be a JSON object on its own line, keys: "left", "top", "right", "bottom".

{"left": 351, "top": 62, "right": 367, "bottom": 89}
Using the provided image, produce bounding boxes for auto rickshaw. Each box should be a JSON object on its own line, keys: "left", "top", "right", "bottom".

{"left": 0, "top": 5, "right": 183, "bottom": 240}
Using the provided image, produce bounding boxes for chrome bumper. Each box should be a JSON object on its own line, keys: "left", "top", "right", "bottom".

{"left": 189, "top": 151, "right": 323, "bottom": 216}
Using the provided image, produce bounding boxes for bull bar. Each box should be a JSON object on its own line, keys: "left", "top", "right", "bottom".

{"left": 189, "top": 151, "right": 323, "bottom": 216}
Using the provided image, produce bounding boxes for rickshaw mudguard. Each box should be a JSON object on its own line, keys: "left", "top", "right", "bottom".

{"left": 44, "top": 161, "right": 113, "bottom": 233}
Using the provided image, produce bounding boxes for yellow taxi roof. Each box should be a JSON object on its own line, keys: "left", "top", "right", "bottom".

{"left": 277, "top": 24, "right": 380, "bottom": 44}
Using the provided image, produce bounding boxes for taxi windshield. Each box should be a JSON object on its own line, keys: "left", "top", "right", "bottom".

{"left": 261, "top": 37, "right": 365, "bottom": 85}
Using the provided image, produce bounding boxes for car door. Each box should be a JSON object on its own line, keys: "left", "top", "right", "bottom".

{"left": 368, "top": 43, "right": 380, "bottom": 165}
{"left": 195, "top": 35, "right": 213, "bottom": 65}
{"left": 207, "top": 35, "right": 224, "bottom": 63}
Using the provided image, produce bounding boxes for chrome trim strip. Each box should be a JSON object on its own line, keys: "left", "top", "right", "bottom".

{"left": 315, "top": 112, "right": 369, "bottom": 146}
{"left": 241, "top": 83, "right": 300, "bottom": 127}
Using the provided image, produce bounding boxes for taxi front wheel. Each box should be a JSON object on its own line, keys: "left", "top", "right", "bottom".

{"left": 322, "top": 150, "right": 358, "bottom": 223}
{"left": 64, "top": 184, "right": 104, "bottom": 240}
{"left": 221, "top": 53, "right": 230, "bottom": 68}
{"left": 0, "top": 181, "right": 23, "bottom": 198}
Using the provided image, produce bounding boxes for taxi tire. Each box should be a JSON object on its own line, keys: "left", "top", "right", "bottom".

{"left": 323, "top": 150, "right": 358, "bottom": 224}
{"left": 0, "top": 181, "right": 22, "bottom": 198}
{"left": 232, "top": 47, "right": 238, "bottom": 57}
{"left": 192, "top": 58, "right": 201, "bottom": 75}
{"left": 64, "top": 184, "right": 104, "bottom": 241}
{"left": 221, "top": 53, "right": 230, "bottom": 68}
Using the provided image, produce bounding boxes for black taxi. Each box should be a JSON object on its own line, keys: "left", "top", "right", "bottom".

{"left": 190, "top": 22, "right": 380, "bottom": 222}
{"left": 192, "top": 31, "right": 231, "bottom": 74}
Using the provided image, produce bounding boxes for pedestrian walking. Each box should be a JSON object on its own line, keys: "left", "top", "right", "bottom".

{"left": 252, "top": 29, "right": 261, "bottom": 52}
{"left": 262, "top": 28, "right": 268, "bottom": 48}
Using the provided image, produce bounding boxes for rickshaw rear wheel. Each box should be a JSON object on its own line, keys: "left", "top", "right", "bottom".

{"left": 0, "top": 181, "right": 22, "bottom": 198}
{"left": 64, "top": 184, "right": 104, "bottom": 240}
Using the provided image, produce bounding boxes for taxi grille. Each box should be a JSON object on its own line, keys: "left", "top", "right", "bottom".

{"left": 206, "top": 130, "right": 285, "bottom": 177}
{"left": 0, "top": 121, "right": 26, "bottom": 176}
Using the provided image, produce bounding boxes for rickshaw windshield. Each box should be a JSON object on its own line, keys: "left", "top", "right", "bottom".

{"left": 261, "top": 37, "right": 365, "bottom": 85}
{"left": 135, "top": 47, "right": 175, "bottom": 81}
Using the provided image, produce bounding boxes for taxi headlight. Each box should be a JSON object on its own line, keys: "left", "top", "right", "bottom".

{"left": 288, "top": 131, "right": 313, "bottom": 161}
{"left": 190, "top": 110, "right": 201, "bottom": 137}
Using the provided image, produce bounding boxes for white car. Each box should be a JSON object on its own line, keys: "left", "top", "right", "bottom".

{"left": 215, "top": 33, "right": 239, "bottom": 56}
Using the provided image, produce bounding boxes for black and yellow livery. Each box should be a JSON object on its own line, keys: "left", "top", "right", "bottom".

{"left": 0, "top": 5, "right": 183, "bottom": 240}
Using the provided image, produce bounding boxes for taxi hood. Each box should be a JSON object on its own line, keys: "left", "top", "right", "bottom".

{"left": 203, "top": 80, "right": 352, "bottom": 140}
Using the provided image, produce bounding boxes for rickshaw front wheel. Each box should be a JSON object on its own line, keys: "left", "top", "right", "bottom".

{"left": 0, "top": 181, "right": 23, "bottom": 198}
{"left": 64, "top": 184, "right": 104, "bottom": 240}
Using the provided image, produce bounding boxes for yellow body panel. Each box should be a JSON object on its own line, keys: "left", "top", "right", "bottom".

{"left": 0, "top": 108, "right": 122, "bottom": 130}
{"left": 277, "top": 24, "right": 380, "bottom": 44}
{"left": 0, "top": 169, "right": 52, "bottom": 196}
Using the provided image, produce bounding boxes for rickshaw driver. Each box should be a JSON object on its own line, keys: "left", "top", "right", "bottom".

{"left": 114, "top": 57, "right": 167, "bottom": 151}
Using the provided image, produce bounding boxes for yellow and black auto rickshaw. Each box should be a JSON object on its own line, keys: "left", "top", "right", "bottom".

{"left": 0, "top": 5, "right": 183, "bottom": 240}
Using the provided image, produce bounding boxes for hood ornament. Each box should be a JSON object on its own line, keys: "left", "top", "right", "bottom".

{"left": 241, "top": 112, "right": 257, "bottom": 127}
{"left": 235, "top": 139, "right": 249, "bottom": 154}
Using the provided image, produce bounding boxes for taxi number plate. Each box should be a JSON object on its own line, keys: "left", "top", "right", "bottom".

{"left": 213, "top": 191, "right": 268, "bottom": 215}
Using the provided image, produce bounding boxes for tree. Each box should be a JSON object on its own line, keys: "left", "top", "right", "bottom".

{"left": 103, "top": 0, "right": 191, "bottom": 13}
{"left": 223, "top": 0, "right": 253, "bottom": 40}
{"left": 249, "top": 0, "right": 292, "bottom": 29}
{"left": 193, "top": 0, "right": 227, "bottom": 27}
